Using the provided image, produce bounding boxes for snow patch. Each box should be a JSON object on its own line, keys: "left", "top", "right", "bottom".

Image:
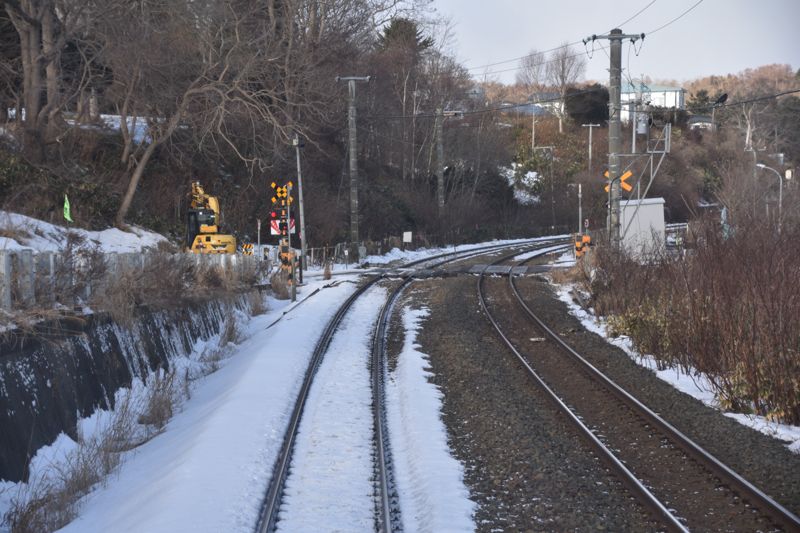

{"left": 0, "top": 210, "right": 166, "bottom": 253}
{"left": 386, "top": 306, "right": 476, "bottom": 532}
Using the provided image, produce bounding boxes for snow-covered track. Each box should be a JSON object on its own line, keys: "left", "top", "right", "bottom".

{"left": 477, "top": 251, "right": 800, "bottom": 532}
{"left": 255, "top": 239, "right": 565, "bottom": 532}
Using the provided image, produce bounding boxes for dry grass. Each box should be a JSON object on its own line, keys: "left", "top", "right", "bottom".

{"left": 247, "top": 290, "right": 267, "bottom": 316}
{"left": 270, "top": 270, "right": 290, "bottom": 300}
{"left": 2, "top": 391, "right": 146, "bottom": 532}
{"left": 590, "top": 219, "right": 800, "bottom": 424}
{"left": 137, "top": 370, "right": 177, "bottom": 429}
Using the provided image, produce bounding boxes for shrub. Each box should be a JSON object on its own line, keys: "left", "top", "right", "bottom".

{"left": 591, "top": 218, "right": 800, "bottom": 424}
{"left": 270, "top": 270, "right": 290, "bottom": 300}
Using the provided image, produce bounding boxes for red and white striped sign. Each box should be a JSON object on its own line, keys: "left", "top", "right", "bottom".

{"left": 270, "top": 218, "right": 296, "bottom": 235}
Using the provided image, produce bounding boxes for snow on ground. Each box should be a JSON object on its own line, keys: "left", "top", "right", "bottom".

{"left": 552, "top": 283, "right": 800, "bottom": 453}
{"left": 51, "top": 278, "right": 359, "bottom": 533}
{"left": 364, "top": 234, "right": 568, "bottom": 267}
{"left": 0, "top": 210, "right": 166, "bottom": 253}
{"left": 386, "top": 306, "right": 476, "bottom": 532}
{"left": 0, "top": 237, "right": 494, "bottom": 531}
{"left": 276, "top": 287, "right": 386, "bottom": 532}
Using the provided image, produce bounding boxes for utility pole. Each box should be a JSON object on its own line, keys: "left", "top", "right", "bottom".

{"left": 585, "top": 29, "right": 643, "bottom": 248}
{"left": 293, "top": 134, "right": 306, "bottom": 284}
{"left": 582, "top": 123, "right": 600, "bottom": 173}
{"left": 286, "top": 183, "right": 296, "bottom": 302}
{"left": 337, "top": 76, "right": 370, "bottom": 247}
{"left": 578, "top": 183, "right": 583, "bottom": 234}
{"left": 435, "top": 107, "right": 445, "bottom": 214}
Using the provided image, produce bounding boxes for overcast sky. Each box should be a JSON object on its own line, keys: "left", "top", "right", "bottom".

{"left": 430, "top": 0, "right": 800, "bottom": 86}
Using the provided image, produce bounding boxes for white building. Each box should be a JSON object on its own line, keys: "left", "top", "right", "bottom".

{"left": 621, "top": 83, "right": 685, "bottom": 123}
{"left": 620, "top": 197, "right": 665, "bottom": 260}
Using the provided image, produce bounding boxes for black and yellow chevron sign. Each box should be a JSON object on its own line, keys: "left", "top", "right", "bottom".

{"left": 242, "top": 243, "right": 254, "bottom": 255}
{"left": 269, "top": 180, "right": 294, "bottom": 205}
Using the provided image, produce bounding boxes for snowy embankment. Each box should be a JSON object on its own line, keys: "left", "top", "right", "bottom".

{"left": 550, "top": 251, "right": 800, "bottom": 453}
{"left": 0, "top": 211, "right": 166, "bottom": 253}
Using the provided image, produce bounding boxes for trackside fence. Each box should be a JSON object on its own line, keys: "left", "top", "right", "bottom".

{"left": 0, "top": 249, "right": 267, "bottom": 312}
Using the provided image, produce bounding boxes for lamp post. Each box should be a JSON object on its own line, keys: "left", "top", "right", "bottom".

{"left": 756, "top": 163, "right": 783, "bottom": 233}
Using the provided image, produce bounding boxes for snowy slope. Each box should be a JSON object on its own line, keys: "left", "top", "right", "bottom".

{"left": 0, "top": 210, "right": 167, "bottom": 253}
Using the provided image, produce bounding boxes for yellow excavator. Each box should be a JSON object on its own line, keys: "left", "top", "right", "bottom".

{"left": 185, "top": 181, "right": 236, "bottom": 254}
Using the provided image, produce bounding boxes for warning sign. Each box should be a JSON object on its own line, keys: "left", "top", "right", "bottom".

{"left": 270, "top": 218, "right": 296, "bottom": 235}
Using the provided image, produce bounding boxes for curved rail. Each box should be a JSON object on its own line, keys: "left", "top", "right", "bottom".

{"left": 507, "top": 257, "right": 800, "bottom": 531}
{"left": 255, "top": 238, "right": 566, "bottom": 532}
{"left": 476, "top": 248, "right": 689, "bottom": 532}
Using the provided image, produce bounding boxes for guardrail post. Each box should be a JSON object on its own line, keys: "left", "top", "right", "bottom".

{"left": 0, "top": 251, "right": 11, "bottom": 310}
{"left": 19, "top": 250, "right": 35, "bottom": 307}
{"left": 35, "top": 252, "right": 54, "bottom": 304}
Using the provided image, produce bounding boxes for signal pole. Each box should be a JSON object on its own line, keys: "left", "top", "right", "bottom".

{"left": 286, "top": 183, "right": 296, "bottom": 302}
{"left": 585, "top": 29, "right": 643, "bottom": 248}
{"left": 337, "top": 76, "right": 370, "bottom": 247}
{"left": 582, "top": 123, "right": 600, "bottom": 173}
{"left": 293, "top": 135, "right": 306, "bottom": 284}
{"left": 435, "top": 107, "right": 444, "bottom": 214}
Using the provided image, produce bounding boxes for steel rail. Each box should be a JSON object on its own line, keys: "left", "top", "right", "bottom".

{"left": 477, "top": 248, "right": 689, "bottom": 533}
{"left": 255, "top": 239, "right": 565, "bottom": 532}
{"left": 371, "top": 276, "right": 414, "bottom": 532}
{"left": 508, "top": 261, "right": 800, "bottom": 532}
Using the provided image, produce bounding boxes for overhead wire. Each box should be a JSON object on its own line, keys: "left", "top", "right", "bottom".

{"left": 647, "top": 0, "right": 705, "bottom": 34}
{"left": 466, "top": 0, "right": 704, "bottom": 81}
{"left": 363, "top": 86, "right": 604, "bottom": 121}
{"left": 464, "top": 0, "right": 661, "bottom": 74}
{"left": 615, "top": 0, "right": 658, "bottom": 28}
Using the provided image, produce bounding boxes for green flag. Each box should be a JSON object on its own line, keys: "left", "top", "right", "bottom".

{"left": 63, "top": 194, "right": 73, "bottom": 222}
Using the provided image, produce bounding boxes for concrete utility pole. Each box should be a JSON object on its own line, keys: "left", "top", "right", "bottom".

{"left": 286, "top": 183, "right": 296, "bottom": 302}
{"left": 582, "top": 123, "right": 600, "bottom": 173}
{"left": 293, "top": 134, "right": 306, "bottom": 284}
{"left": 337, "top": 76, "right": 370, "bottom": 245}
{"left": 578, "top": 183, "right": 583, "bottom": 234}
{"left": 435, "top": 107, "right": 445, "bottom": 213}
{"left": 585, "top": 29, "right": 643, "bottom": 248}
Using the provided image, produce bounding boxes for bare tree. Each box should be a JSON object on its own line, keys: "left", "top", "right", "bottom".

{"left": 109, "top": 0, "right": 373, "bottom": 226}
{"left": 3, "top": 0, "right": 94, "bottom": 161}
{"left": 546, "top": 42, "right": 585, "bottom": 133}
{"left": 515, "top": 49, "right": 545, "bottom": 91}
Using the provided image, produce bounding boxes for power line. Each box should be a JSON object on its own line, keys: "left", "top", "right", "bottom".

{"left": 615, "top": 0, "right": 658, "bottom": 29}
{"left": 647, "top": 0, "right": 705, "bottom": 34}
{"left": 693, "top": 88, "right": 800, "bottom": 112}
{"left": 363, "top": 87, "right": 603, "bottom": 121}
{"left": 465, "top": 1, "right": 702, "bottom": 80}
{"left": 465, "top": 40, "right": 582, "bottom": 72}
{"left": 463, "top": 0, "right": 660, "bottom": 75}
{"left": 476, "top": 45, "right": 609, "bottom": 79}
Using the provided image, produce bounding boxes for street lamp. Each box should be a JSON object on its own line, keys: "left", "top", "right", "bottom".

{"left": 756, "top": 163, "right": 783, "bottom": 233}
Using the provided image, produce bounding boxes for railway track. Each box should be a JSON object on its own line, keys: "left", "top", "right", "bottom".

{"left": 255, "top": 238, "right": 567, "bottom": 532}
{"left": 478, "top": 251, "right": 800, "bottom": 532}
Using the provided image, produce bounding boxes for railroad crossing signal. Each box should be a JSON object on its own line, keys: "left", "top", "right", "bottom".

{"left": 604, "top": 170, "right": 633, "bottom": 192}
{"left": 575, "top": 234, "right": 592, "bottom": 258}
{"left": 278, "top": 239, "right": 296, "bottom": 283}
{"left": 270, "top": 181, "right": 294, "bottom": 205}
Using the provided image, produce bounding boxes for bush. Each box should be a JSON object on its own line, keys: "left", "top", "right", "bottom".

{"left": 591, "top": 218, "right": 800, "bottom": 424}
{"left": 270, "top": 270, "right": 290, "bottom": 300}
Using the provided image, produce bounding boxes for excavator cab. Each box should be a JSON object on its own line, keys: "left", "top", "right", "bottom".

{"left": 185, "top": 182, "right": 236, "bottom": 254}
